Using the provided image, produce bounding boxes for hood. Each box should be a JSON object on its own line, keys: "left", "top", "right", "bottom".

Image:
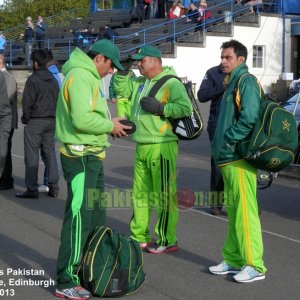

{"left": 35, "top": 69, "right": 56, "bottom": 81}
{"left": 227, "top": 63, "right": 249, "bottom": 85}
{"left": 62, "top": 47, "right": 100, "bottom": 80}
{"left": 151, "top": 66, "right": 177, "bottom": 82}
{"left": 48, "top": 64, "right": 60, "bottom": 75}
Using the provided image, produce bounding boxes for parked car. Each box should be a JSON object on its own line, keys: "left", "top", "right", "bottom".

{"left": 281, "top": 92, "right": 300, "bottom": 125}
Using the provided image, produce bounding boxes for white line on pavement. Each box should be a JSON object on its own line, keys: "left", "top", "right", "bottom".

{"left": 105, "top": 183, "right": 300, "bottom": 245}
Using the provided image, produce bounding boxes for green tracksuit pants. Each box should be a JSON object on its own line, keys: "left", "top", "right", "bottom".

{"left": 220, "top": 159, "right": 267, "bottom": 274}
{"left": 130, "top": 141, "right": 178, "bottom": 246}
{"left": 116, "top": 98, "right": 130, "bottom": 119}
{"left": 56, "top": 154, "right": 106, "bottom": 288}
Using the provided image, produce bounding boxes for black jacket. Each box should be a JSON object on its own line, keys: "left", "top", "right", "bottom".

{"left": 197, "top": 65, "right": 226, "bottom": 127}
{"left": 21, "top": 69, "right": 59, "bottom": 124}
{"left": 0, "top": 71, "right": 11, "bottom": 132}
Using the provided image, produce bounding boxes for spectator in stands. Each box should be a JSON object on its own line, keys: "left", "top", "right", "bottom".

{"left": 197, "top": 64, "right": 226, "bottom": 215}
{"left": 16, "top": 49, "right": 59, "bottom": 199}
{"left": 144, "top": 0, "right": 151, "bottom": 20}
{"left": 168, "top": 0, "right": 186, "bottom": 19}
{"left": 194, "top": 1, "right": 212, "bottom": 31}
{"left": 198, "top": 0, "right": 211, "bottom": 21}
{"left": 35, "top": 15, "right": 46, "bottom": 49}
{"left": 186, "top": 3, "right": 200, "bottom": 23}
{"left": 24, "top": 16, "right": 35, "bottom": 66}
{"left": 0, "top": 66, "right": 11, "bottom": 178}
{"left": 0, "top": 32, "right": 6, "bottom": 54}
{"left": 136, "top": 0, "right": 146, "bottom": 23}
{"left": 157, "top": 0, "right": 167, "bottom": 18}
{"left": 0, "top": 54, "right": 18, "bottom": 190}
{"left": 96, "top": 25, "right": 118, "bottom": 41}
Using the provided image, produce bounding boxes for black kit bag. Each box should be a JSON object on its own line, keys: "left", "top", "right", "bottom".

{"left": 78, "top": 226, "right": 145, "bottom": 297}
{"left": 148, "top": 75, "right": 203, "bottom": 140}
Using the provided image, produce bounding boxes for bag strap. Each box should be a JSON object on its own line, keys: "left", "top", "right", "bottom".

{"left": 148, "top": 75, "right": 181, "bottom": 98}
{"left": 233, "top": 73, "right": 262, "bottom": 119}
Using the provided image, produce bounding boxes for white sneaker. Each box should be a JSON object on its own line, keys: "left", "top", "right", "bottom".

{"left": 209, "top": 261, "right": 240, "bottom": 275}
{"left": 233, "top": 266, "right": 265, "bottom": 283}
{"left": 38, "top": 185, "right": 49, "bottom": 193}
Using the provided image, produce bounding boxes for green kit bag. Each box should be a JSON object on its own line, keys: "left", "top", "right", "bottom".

{"left": 234, "top": 74, "right": 299, "bottom": 172}
{"left": 78, "top": 226, "right": 145, "bottom": 297}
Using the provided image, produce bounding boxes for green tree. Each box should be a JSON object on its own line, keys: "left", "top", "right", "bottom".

{"left": 0, "top": 0, "right": 89, "bottom": 30}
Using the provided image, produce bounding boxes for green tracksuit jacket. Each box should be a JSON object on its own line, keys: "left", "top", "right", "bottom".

{"left": 114, "top": 66, "right": 192, "bottom": 143}
{"left": 211, "top": 63, "right": 261, "bottom": 165}
{"left": 55, "top": 47, "right": 114, "bottom": 150}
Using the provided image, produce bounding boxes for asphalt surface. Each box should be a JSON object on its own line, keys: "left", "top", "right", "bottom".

{"left": 0, "top": 102, "right": 300, "bottom": 300}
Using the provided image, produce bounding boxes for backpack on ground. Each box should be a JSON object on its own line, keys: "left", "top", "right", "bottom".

{"left": 78, "top": 226, "right": 145, "bottom": 297}
{"left": 148, "top": 75, "right": 203, "bottom": 140}
{"left": 234, "top": 73, "right": 299, "bottom": 172}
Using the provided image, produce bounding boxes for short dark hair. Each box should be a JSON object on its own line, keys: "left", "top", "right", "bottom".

{"left": 31, "top": 49, "right": 52, "bottom": 67}
{"left": 221, "top": 39, "right": 248, "bottom": 61}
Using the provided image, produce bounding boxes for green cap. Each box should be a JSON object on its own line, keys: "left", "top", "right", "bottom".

{"left": 89, "top": 39, "right": 124, "bottom": 71}
{"left": 131, "top": 45, "right": 162, "bottom": 60}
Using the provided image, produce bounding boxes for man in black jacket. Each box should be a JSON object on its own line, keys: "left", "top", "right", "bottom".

{"left": 16, "top": 50, "right": 59, "bottom": 199}
{"left": 0, "top": 54, "right": 18, "bottom": 190}
{"left": 198, "top": 64, "right": 226, "bottom": 215}
{"left": 0, "top": 71, "right": 11, "bottom": 178}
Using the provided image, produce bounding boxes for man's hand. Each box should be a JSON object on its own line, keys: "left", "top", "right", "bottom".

{"left": 118, "top": 55, "right": 134, "bottom": 75}
{"left": 140, "top": 97, "right": 164, "bottom": 116}
{"left": 111, "top": 118, "right": 132, "bottom": 138}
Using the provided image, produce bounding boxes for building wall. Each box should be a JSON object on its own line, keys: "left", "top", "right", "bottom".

{"left": 162, "top": 15, "right": 291, "bottom": 93}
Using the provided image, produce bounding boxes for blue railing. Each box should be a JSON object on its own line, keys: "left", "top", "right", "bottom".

{"left": 3, "top": 0, "right": 284, "bottom": 66}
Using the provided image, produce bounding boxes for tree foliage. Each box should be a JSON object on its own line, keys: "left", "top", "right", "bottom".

{"left": 0, "top": 0, "right": 89, "bottom": 30}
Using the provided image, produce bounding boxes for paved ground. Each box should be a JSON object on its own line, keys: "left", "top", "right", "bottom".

{"left": 0, "top": 103, "right": 299, "bottom": 300}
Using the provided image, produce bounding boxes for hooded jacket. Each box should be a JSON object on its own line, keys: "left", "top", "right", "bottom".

{"left": 21, "top": 68, "right": 59, "bottom": 124}
{"left": 48, "top": 64, "right": 63, "bottom": 89}
{"left": 55, "top": 47, "right": 114, "bottom": 150}
{"left": 211, "top": 63, "right": 261, "bottom": 165}
{"left": 114, "top": 66, "right": 192, "bottom": 144}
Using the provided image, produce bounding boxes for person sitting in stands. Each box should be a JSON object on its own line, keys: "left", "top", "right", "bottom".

{"left": 168, "top": 0, "right": 186, "bottom": 20}
{"left": 186, "top": 3, "right": 200, "bottom": 23}
{"left": 198, "top": 1, "right": 212, "bottom": 22}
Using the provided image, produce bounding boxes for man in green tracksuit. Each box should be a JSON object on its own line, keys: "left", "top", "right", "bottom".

{"left": 55, "top": 39, "right": 130, "bottom": 300}
{"left": 209, "top": 40, "right": 267, "bottom": 283}
{"left": 109, "top": 71, "right": 135, "bottom": 119}
{"left": 114, "top": 45, "right": 192, "bottom": 254}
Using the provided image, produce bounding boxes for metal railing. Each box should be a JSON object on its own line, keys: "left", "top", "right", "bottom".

{"left": 3, "top": 0, "right": 284, "bottom": 65}
{"left": 3, "top": 8, "right": 88, "bottom": 42}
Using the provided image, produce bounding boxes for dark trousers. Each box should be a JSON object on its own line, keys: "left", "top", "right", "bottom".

{"left": 36, "top": 34, "right": 45, "bottom": 49}
{"left": 0, "top": 130, "right": 10, "bottom": 177}
{"left": 23, "top": 118, "right": 59, "bottom": 192}
{"left": 136, "top": 4, "right": 145, "bottom": 23}
{"left": 0, "top": 129, "right": 14, "bottom": 186}
{"left": 40, "top": 146, "right": 49, "bottom": 186}
{"left": 207, "top": 125, "right": 224, "bottom": 208}
{"left": 57, "top": 154, "right": 106, "bottom": 288}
